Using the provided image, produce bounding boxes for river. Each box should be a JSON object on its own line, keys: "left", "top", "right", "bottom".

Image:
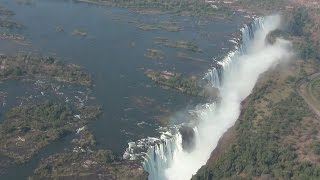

{"left": 0, "top": 0, "right": 244, "bottom": 179}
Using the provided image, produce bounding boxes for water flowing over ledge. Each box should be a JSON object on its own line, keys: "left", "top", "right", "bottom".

{"left": 123, "top": 14, "right": 293, "bottom": 180}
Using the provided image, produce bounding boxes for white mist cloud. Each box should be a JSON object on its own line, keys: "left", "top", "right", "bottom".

{"left": 164, "top": 15, "right": 293, "bottom": 180}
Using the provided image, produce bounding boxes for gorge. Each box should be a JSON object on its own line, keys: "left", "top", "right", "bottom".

{"left": 139, "top": 14, "right": 293, "bottom": 180}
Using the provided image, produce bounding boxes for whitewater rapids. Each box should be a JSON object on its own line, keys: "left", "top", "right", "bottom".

{"left": 143, "top": 14, "right": 293, "bottom": 180}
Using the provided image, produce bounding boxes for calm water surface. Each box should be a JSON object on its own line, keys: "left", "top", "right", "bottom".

{"left": 0, "top": 0, "right": 244, "bottom": 178}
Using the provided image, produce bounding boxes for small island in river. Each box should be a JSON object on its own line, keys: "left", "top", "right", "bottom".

{"left": 145, "top": 69, "right": 219, "bottom": 98}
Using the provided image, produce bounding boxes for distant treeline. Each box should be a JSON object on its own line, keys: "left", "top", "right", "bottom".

{"left": 83, "top": 0, "right": 234, "bottom": 17}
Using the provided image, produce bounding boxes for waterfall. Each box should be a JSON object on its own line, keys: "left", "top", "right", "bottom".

{"left": 125, "top": 14, "right": 292, "bottom": 180}
{"left": 204, "top": 17, "right": 265, "bottom": 89}
{"left": 142, "top": 133, "right": 183, "bottom": 180}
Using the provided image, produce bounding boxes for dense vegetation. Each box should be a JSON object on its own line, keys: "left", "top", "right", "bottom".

{"left": 26, "top": 116, "right": 148, "bottom": 180}
{"left": 33, "top": 129, "right": 116, "bottom": 179}
{"left": 0, "top": 19, "right": 23, "bottom": 29}
{"left": 81, "top": 0, "right": 234, "bottom": 18}
{"left": 146, "top": 70, "right": 209, "bottom": 97}
{"left": 267, "top": 7, "right": 319, "bottom": 61}
{"left": 155, "top": 38, "right": 202, "bottom": 52}
{"left": 3, "top": 102, "right": 73, "bottom": 134}
{"left": 288, "top": 7, "right": 309, "bottom": 37}
{"left": 310, "top": 78, "right": 320, "bottom": 101}
{"left": 237, "top": 0, "right": 286, "bottom": 14}
{"left": 0, "top": 102, "right": 102, "bottom": 163}
{"left": 0, "top": 55, "right": 92, "bottom": 86}
{"left": 193, "top": 89, "right": 320, "bottom": 179}
{"left": 287, "top": 7, "right": 320, "bottom": 61}
{"left": 32, "top": 150, "right": 147, "bottom": 180}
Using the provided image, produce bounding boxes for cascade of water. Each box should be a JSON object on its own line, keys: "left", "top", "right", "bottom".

{"left": 134, "top": 15, "right": 292, "bottom": 180}
{"left": 204, "top": 17, "right": 265, "bottom": 89}
{"left": 142, "top": 133, "right": 183, "bottom": 180}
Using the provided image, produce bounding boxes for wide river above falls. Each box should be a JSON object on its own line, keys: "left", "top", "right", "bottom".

{"left": 0, "top": 0, "right": 245, "bottom": 178}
